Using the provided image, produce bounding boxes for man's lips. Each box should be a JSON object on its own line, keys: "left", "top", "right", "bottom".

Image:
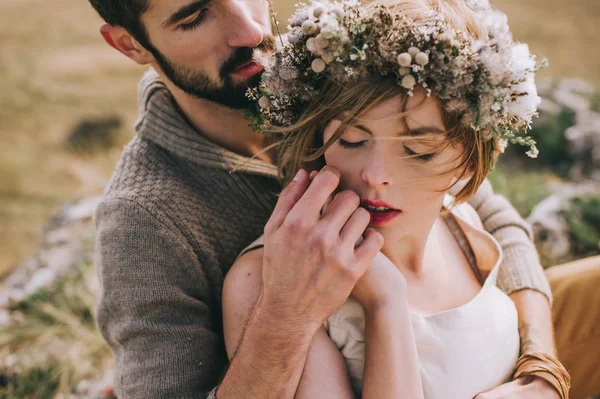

{"left": 360, "top": 199, "right": 402, "bottom": 227}
{"left": 231, "top": 61, "right": 264, "bottom": 79}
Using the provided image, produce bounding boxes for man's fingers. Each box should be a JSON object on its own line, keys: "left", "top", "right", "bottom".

{"left": 354, "top": 228, "right": 384, "bottom": 269}
{"left": 265, "top": 169, "right": 309, "bottom": 232}
{"left": 288, "top": 166, "right": 341, "bottom": 222}
{"left": 339, "top": 207, "right": 371, "bottom": 245}
{"left": 319, "top": 190, "right": 360, "bottom": 231}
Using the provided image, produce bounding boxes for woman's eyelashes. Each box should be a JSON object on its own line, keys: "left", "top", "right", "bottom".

{"left": 337, "top": 138, "right": 435, "bottom": 161}
{"left": 180, "top": 9, "right": 208, "bottom": 31}
{"left": 338, "top": 138, "right": 366, "bottom": 149}
{"left": 404, "top": 145, "right": 435, "bottom": 161}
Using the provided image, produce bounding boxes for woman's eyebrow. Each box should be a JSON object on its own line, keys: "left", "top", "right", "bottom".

{"left": 332, "top": 116, "right": 373, "bottom": 135}
{"left": 407, "top": 126, "right": 445, "bottom": 136}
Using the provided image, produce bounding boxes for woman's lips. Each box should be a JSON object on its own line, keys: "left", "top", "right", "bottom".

{"left": 231, "top": 61, "right": 264, "bottom": 80}
{"left": 360, "top": 199, "right": 402, "bottom": 227}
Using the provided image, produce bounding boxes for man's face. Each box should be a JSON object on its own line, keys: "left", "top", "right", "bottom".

{"left": 139, "top": 0, "right": 275, "bottom": 109}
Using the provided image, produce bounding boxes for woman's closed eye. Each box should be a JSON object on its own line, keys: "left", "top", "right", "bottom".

{"left": 338, "top": 138, "right": 367, "bottom": 149}
{"left": 404, "top": 145, "right": 435, "bottom": 162}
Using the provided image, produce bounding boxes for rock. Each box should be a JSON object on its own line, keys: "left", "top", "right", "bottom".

{"left": 552, "top": 89, "right": 591, "bottom": 112}
{"left": 0, "top": 196, "right": 100, "bottom": 313}
{"left": 536, "top": 77, "right": 555, "bottom": 98}
{"left": 527, "top": 184, "right": 600, "bottom": 262}
{"left": 528, "top": 194, "right": 572, "bottom": 260}
{"left": 537, "top": 98, "right": 562, "bottom": 117}
{"left": 558, "top": 78, "right": 597, "bottom": 97}
{"left": 65, "top": 117, "right": 122, "bottom": 155}
{"left": 565, "top": 110, "right": 600, "bottom": 181}
{"left": 53, "top": 196, "right": 102, "bottom": 225}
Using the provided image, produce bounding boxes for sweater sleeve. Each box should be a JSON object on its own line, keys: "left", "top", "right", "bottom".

{"left": 467, "top": 179, "right": 553, "bottom": 304}
{"left": 95, "top": 198, "right": 226, "bottom": 399}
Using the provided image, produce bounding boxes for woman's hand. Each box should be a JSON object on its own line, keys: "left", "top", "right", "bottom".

{"left": 352, "top": 250, "right": 407, "bottom": 312}
{"left": 473, "top": 376, "right": 560, "bottom": 399}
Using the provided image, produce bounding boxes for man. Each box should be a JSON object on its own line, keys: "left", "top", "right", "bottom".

{"left": 90, "top": 0, "right": 600, "bottom": 398}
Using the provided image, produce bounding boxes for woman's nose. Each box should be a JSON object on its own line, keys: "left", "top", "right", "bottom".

{"left": 226, "top": 0, "right": 265, "bottom": 48}
{"left": 361, "top": 153, "right": 393, "bottom": 187}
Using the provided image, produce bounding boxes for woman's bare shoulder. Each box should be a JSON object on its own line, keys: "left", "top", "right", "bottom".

{"left": 224, "top": 248, "right": 264, "bottom": 303}
{"left": 222, "top": 248, "right": 265, "bottom": 357}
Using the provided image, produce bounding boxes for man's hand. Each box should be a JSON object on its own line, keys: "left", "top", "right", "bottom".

{"left": 259, "top": 167, "right": 384, "bottom": 333}
{"left": 474, "top": 376, "right": 560, "bottom": 399}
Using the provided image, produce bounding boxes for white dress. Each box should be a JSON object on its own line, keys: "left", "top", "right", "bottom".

{"left": 238, "top": 197, "right": 520, "bottom": 399}
{"left": 322, "top": 199, "right": 520, "bottom": 398}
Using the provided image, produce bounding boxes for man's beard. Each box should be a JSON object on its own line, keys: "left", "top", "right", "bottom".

{"left": 148, "top": 35, "right": 277, "bottom": 109}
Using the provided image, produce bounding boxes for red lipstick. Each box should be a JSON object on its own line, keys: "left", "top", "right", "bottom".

{"left": 360, "top": 199, "right": 402, "bottom": 227}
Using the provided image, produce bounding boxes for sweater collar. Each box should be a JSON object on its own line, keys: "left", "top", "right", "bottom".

{"left": 135, "top": 68, "right": 279, "bottom": 178}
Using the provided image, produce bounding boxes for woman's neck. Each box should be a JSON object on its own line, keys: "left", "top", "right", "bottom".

{"left": 380, "top": 215, "right": 444, "bottom": 280}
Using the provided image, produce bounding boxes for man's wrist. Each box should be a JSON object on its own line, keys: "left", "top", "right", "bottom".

{"left": 218, "top": 294, "right": 315, "bottom": 399}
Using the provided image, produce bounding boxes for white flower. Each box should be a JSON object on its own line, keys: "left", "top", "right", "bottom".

{"left": 497, "top": 138, "right": 508, "bottom": 153}
{"left": 415, "top": 52, "right": 429, "bottom": 66}
{"left": 302, "top": 20, "right": 317, "bottom": 35}
{"left": 401, "top": 74, "right": 417, "bottom": 89}
{"left": 287, "top": 27, "right": 304, "bottom": 45}
{"left": 306, "top": 37, "right": 318, "bottom": 52}
{"left": 526, "top": 146, "right": 539, "bottom": 158}
{"left": 332, "top": 6, "right": 345, "bottom": 18}
{"left": 511, "top": 43, "right": 536, "bottom": 74}
{"left": 279, "top": 67, "right": 298, "bottom": 80}
{"left": 311, "top": 58, "right": 327, "bottom": 73}
{"left": 408, "top": 47, "right": 420, "bottom": 57}
{"left": 398, "top": 66, "right": 411, "bottom": 75}
{"left": 321, "top": 27, "right": 334, "bottom": 39}
{"left": 258, "top": 96, "right": 272, "bottom": 109}
{"left": 350, "top": 54, "right": 358, "bottom": 60}
{"left": 397, "top": 52, "right": 412, "bottom": 67}
{"left": 506, "top": 44, "right": 541, "bottom": 120}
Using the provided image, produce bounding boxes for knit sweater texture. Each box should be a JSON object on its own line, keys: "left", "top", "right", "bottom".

{"left": 95, "top": 69, "right": 552, "bottom": 398}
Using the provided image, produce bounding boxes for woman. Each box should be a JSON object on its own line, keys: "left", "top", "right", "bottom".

{"left": 222, "top": 0, "right": 569, "bottom": 397}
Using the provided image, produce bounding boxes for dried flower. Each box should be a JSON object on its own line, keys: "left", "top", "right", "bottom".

{"left": 397, "top": 53, "right": 412, "bottom": 67}
{"left": 415, "top": 52, "right": 429, "bottom": 66}
{"left": 401, "top": 74, "right": 417, "bottom": 89}
{"left": 311, "top": 58, "right": 327, "bottom": 73}
{"left": 246, "top": 0, "right": 546, "bottom": 159}
{"left": 408, "top": 47, "right": 420, "bottom": 57}
{"left": 302, "top": 20, "right": 317, "bottom": 35}
{"left": 258, "top": 96, "right": 272, "bottom": 109}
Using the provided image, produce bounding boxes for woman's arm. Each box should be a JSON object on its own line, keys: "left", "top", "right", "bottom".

{"left": 361, "top": 300, "right": 424, "bottom": 399}
{"left": 296, "top": 253, "right": 424, "bottom": 399}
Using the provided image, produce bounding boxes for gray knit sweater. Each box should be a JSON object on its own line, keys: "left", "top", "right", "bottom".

{"left": 95, "top": 69, "right": 551, "bottom": 398}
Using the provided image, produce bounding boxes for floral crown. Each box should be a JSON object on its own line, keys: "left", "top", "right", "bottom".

{"left": 245, "top": 0, "right": 547, "bottom": 158}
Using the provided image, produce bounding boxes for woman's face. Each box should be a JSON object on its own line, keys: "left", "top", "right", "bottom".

{"left": 322, "top": 89, "right": 465, "bottom": 239}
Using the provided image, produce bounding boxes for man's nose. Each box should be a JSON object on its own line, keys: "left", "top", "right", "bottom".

{"left": 226, "top": 0, "right": 265, "bottom": 48}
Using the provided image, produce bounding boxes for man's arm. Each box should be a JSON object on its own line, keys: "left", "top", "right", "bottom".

{"left": 467, "top": 179, "right": 552, "bottom": 302}
{"left": 468, "top": 180, "right": 560, "bottom": 398}
{"left": 96, "top": 198, "right": 224, "bottom": 399}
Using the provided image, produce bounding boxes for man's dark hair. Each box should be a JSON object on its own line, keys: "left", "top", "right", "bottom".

{"left": 88, "top": 0, "right": 152, "bottom": 48}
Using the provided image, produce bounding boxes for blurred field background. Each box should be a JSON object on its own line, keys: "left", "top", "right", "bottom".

{"left": 0, "top": 0, "right": 599, "bottom": 396}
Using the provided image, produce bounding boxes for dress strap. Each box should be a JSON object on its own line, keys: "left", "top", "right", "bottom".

{"left": 442, "top": 212, "right": 485, "bottom": 286}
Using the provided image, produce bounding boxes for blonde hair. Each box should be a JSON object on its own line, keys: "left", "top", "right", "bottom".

{"left": 272, "top": 0, "right": 500, "bottom": 204}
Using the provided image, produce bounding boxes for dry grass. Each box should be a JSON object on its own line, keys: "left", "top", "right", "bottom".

{"left": 0, "top": 0, "right": 599, "bottom": 277}
{"left": 0, "top": 0, "right": 145, "bottom": 276}
{"left": 0, "top": 263, "right": 112, "bottom": 397}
